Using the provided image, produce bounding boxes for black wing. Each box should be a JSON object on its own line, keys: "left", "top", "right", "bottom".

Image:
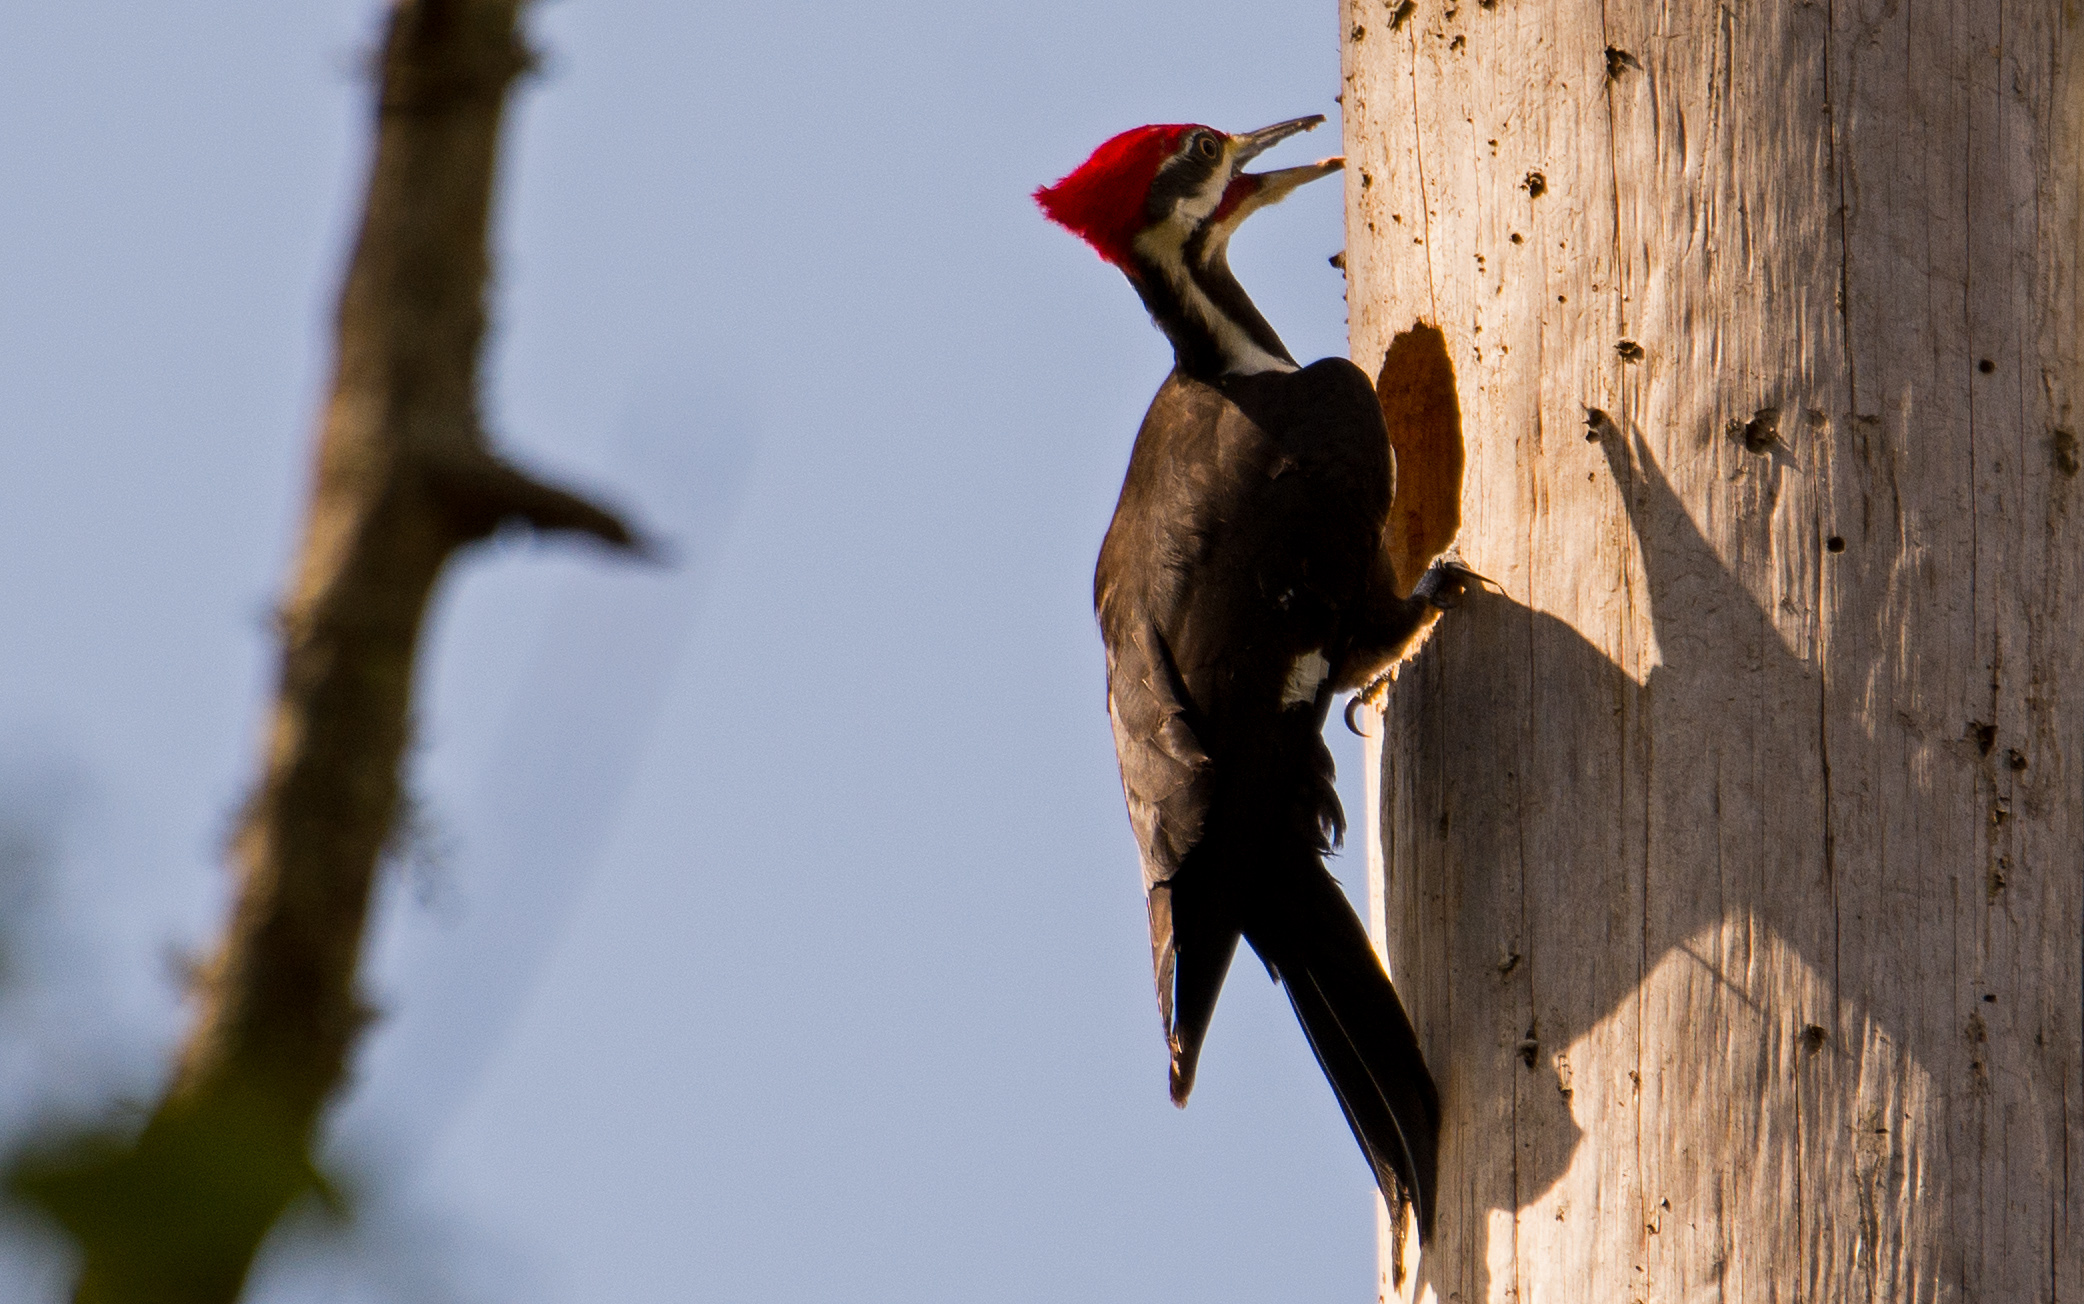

{"left": 1095, "top": 357, "right": 1392, "bottom": 1086}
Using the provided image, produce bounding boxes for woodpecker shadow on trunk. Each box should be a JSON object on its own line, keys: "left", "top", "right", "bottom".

{"left": 1383, "top": 416, "right": 1959, "bottom": 1301}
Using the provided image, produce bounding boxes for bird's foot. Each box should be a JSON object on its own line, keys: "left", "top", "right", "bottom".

{"left": 1343, "top": 559, "right": 1494, "bottom": 735}
{"left": 1415, "top": 557, "right": 1493, "bottom": 610}
{"left": 1345, "top": 666, "right": 1405, "bottom": 734}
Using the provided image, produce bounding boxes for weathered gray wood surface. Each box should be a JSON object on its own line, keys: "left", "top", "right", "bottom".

{"left": 1344, "top": 2, "right": 2084, "bottom": 1300}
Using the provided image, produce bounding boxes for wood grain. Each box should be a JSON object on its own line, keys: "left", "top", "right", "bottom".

{"left": 1343, "top": 2, "right": 2084, "bottom": 1300}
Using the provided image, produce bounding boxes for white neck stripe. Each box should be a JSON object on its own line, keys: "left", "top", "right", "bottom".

{"left": 1132, "top": 226, "right": 1297, "bottom": 377}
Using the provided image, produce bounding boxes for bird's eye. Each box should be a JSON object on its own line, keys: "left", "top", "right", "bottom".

{"left": 1195, "top": 135, "right": 1221, "bottom": 160}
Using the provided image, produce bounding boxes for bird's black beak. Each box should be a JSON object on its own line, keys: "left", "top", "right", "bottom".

{"left": 1213, "top": 117, "right": 1343, "bottom": 233}
{"left": 1229, "top": 115, "right": 1327, "bottom": 166}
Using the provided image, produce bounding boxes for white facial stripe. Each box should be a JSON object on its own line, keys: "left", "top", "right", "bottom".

{"left": 1132, "top": 221, "right": 1296, "bottom": 377}
{"left": 1169, "top": 163, "right": 1231, "bottom": 225}
{"left": 1131, "top": 140, "right": 1300, "bottom": 377}
{"left": 1282, "top": 649, "right": 1330, "bottom": 707}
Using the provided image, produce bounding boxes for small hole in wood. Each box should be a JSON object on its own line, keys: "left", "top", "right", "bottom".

{"left": 2053, "top": 430, "right": 2079, "bottom": 476}
{"left": 1739, "top": 408, "right": 1779, "bottom": 453}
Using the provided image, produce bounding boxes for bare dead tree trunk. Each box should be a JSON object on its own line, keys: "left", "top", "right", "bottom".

{"left": 1344, "top": 2, "right": 2084, "bottom": 1300}
{"left": 15, "top": 3, "right": 641, "bottom": 1300}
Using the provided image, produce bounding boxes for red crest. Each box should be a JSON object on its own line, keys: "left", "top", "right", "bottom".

{"left": 1034, "top": 124, "right": 1203, "bottom": 269}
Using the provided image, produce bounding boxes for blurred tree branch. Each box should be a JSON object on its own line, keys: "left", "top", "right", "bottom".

{"left": 13, "top": 2, "right": 645, "bottom": 1299}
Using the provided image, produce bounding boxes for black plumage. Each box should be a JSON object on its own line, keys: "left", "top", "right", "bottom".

{"left": 1039, "top": 116, "right": 1446, "bottom": 1239}
{"left": 1096, "top": 361, "right": 1440, "bottom": 1237}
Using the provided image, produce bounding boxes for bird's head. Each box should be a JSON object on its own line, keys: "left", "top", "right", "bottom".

{"left": 1035, "top": 116, "right": 1342, "bottom": 376}
{"left": 1034, "top": 116, "right": 1341, "bottom": 275}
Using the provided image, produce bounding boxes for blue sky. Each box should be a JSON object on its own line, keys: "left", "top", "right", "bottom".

{"left": 0, "top": 3, "right": 1382, "bottom": 1298}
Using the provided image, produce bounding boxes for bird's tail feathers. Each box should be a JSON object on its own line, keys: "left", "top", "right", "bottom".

{"left": 1246, "top": 868, "right": 1439, "bottom": 1241}
{"left": 1156, "top": 882, "right": 1240, "bottom": 1105}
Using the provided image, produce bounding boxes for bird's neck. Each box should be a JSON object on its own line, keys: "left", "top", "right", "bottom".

{"left": 1126, "top": 228, "right": 1298, "bottom": 381}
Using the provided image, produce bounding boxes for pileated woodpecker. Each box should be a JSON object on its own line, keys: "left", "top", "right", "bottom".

{"left": 1038, "top": 116, "right": 1445, "bottom": 1236}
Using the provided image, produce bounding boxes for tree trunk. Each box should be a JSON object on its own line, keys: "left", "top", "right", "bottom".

{"left": 1343, "top": 3, "right": 2084, "bottom": 1301}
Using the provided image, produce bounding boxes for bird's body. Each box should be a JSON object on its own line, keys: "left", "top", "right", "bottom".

{"left": 1040, "top": 117, "right": 1444, "bottom": 1236}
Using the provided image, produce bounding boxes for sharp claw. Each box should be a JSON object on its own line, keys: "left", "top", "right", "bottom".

{"left": 1446, "top": 560, "right": 1497, "bottom": 587}
{"left": 1344, "top": 675, "right": 1395, "bottom": 735}
{"left": 1344, "top": 695, "right": 1370, "bottom": 736}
